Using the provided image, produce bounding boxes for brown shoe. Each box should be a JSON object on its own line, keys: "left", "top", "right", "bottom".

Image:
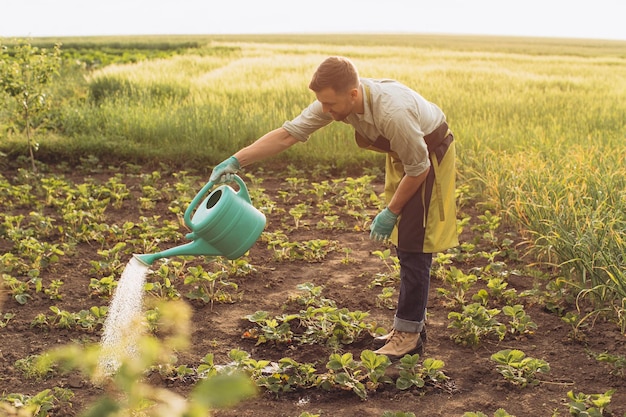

{"left": 373, "top": 330, "right": 424, "bottom": 360}
{"left": 372, "top": 327, "right": 427, "bottom": 349}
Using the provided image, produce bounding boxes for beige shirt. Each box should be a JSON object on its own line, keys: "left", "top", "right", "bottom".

{"left": 282, "top": 78, "right": 446, "bottom": 176}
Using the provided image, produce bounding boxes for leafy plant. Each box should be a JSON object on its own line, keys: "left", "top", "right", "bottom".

{"left": 502, "top": 304, "right": 537, "bottom": 336}
{"left": 183, "top": 265, "right": 240, "bottom": 308}
{"left": 437, "top": 266, "right": 478, "bottom": 307}
{"left": 0, "top": 387, "right": 74, "bottom": 417}
{"left": 590, "top": 351, "right": 626, "bottom": 377}
{"left": 255, "top": 357, "right": 319, "bottom": 394}
{"left": 395, "top": 354, "right": 448, "bottom": 391}
{"left": 448, "top": 303, "right": 506, "bottom": 346}
{"left": 0, "top": 40, "right": 62, "bottom": 170}
{"left": 491, "top": 349, "right": 550, "bottom": 387}
{"left": 324, "top": 352, "right": 368, "bottom": 400}
{"left": 462, "top": 410, "right": 515, "bottom": 417}
{"left": 567, "top": 389, "right": 614, "bottom": 417}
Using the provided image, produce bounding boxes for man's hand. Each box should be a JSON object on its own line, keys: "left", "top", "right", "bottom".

{"left": 209, "top": 156, "right": 240, "bottom": 183}
{"left": 369, "top": 207, "right": 399, "bottom": 241}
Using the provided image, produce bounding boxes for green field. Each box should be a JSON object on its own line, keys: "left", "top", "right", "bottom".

{"left": 0, "top": 34, "right": 625, "bottom": 415}
{"left": 2, "top": 34, "right": 624, "bottom": 323}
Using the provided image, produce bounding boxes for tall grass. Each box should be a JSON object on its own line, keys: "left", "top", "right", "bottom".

{"left": 1, "top": 35, "right": 625, "bottom": 323}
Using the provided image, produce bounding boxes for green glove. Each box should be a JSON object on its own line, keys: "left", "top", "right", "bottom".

{"left": 209, "top": 156, "right": 240, "bottom": 183}
{"left": 370, "top": 207, "right": 398, "bottom": 241}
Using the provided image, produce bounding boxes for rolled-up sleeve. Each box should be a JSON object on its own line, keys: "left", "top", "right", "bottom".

{"left": 282, "top": 101, "right": 333, "bottom": 142}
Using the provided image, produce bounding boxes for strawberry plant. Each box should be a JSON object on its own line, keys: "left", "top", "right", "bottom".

{"left": 255, "top": 357, "right": 319, "bottom": 394}
{"left": 323, "top": 352, "right": 368, "bottom": 400}
{"left": 395, "top": 354, "right": 448, "bottom": 391}
{"left": 183, "top": 265, "right": 240, "bottom": 308}
{"left": 502, "top": 304, "right": 537, "bottom": 335}
{"left": 567, "top": 389, "right": 615, "bottom": 417}
{"left": 437, "top": 266, "right": 478, "bottom": 308}
{"left": 462, "top": 410, "right": 515, "bottom": 417}
{"left": 448, "top": 303, "right": 506, "bottom": 346}
{"left": 591, "top": 351, "right": 626, "bottom": 377}
{"left": 491, "top": 349, "right": 550, "bottom": 387}
{"left": 0, "top": 388, "right": 74, "bottom": 417}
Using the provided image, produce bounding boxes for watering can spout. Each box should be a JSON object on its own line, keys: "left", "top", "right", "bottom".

{"left": 134, "top": 239, "right": 221, "bottom": 266}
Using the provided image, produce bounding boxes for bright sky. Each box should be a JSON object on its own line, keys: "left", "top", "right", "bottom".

{"left": 1, "top": 0, "right": 625, "bottom": 41}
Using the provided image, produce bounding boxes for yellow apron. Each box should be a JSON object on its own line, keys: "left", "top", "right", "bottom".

{"left": 356, "top": 88, "right": 459, "bottom": 253}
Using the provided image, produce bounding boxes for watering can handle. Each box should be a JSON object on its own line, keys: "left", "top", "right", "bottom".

{"left": 183, "top": 175, "right": 251, "bottom": 229}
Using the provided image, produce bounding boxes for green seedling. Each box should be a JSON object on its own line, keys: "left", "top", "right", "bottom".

{"left": 471, "top": 210, "right": 501, "bottom": 245}
{"left": 382, "top": 412, "right": 416, "bottom": 417}
{"left": 502, "top": 304, "right": 537, "bottom": 335}
{"left": 244, "top": 310, "right": 295, "bottom": 345}
{"left": 360, "top": 350, "right": 392, "bottom": 389}
{"left": 44, "top": 279, "right": 64, "bottom": 300}
{"left": 485, "top": 276, "right": 518, "bottom": 303}
{"left": 567, "top": 389, "right": 615, "bottom": 417}
{"left": 395, "top": 354, "right": 448, "bottom": 391}
{"left": 2, "top": 274, "right": 33, "bottom": 305}
{"left": 462, "top": 410, "right": 515, "bottom": 417}
{"left": 324, "top": 352, "right": 367, "bottom": 400}
{"left": 15, "top": 354, "right": 56, "bottom": 380}
{"left": 437, "top": 267, "right": 478, "bottom": 308}
{"left": 183, "top": 265, "right": 240, "bottom": 309}
{"left": 491, "top": 349, "right": 550, "bottom": 387}
{"left": 255, "top": 357, "right": 318, "bottom": 394}
{"left": 395, "top": 354, "right": 425, "bottom": 390}
{"left": 376, "top": 287, "right": 396, "bottom": 310}
{"left": 0, "top": 387, "right": 74, "bottom": 417}
{"left": 89, "top": 276, "right": 117, "bottom": 298}
{"left": 291, "top": 282, "right": 335, "bottom": 308}
{"left": 590, "top": 351, "right": 626, "bottom": 377}
{"left": 448, "top": 303, "right": 506, "bottom": 346}
{"left": 0, "top": 313, "right": 15, "bottom": 328}
{"left": 288, "top": 203, "right": 310, "bottom": 229}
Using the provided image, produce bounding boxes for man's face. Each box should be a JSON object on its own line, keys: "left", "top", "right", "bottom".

{"left": 315, "top": 87, "right": 358, "bottom": 121}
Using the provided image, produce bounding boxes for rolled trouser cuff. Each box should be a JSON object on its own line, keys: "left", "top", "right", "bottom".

{"left": 394, "top": 315, "right": 425, "bottom": 333}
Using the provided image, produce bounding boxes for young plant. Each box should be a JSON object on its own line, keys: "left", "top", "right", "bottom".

{"left": 395, "top": 354, "right": 425, "bottom": 390}
{"left": 244, "top": 310, "right": 295, "bottom": 345}
{"left": 462, "top": 410, "right": 515, "bottom": 417}
{"left": 255, "top": 357, "right": 318, "bottom": 394}
{"left": 567, "top": 389, "right": 615, "bottom": 417}
{"left": 448, "top": 303, "right": 506, "bottom": 346}
{"left": 590, "top": 351, "right": 626, "bottom": 377}
{"left": 324, "top": 352, "right": 367, "bottom": 400}
{"left": 183, "top": 265, "right": 240, "bottom": 309}
{"left": 0, "top": 40, "right": 62, "bottom": 170}
{"left": 502, "top": 304, "right": 537, "bottom": 336}
{"left": 0, "top": 388, "right": 74, "bottom": 417}
{"left": 360, "top": 349, "right": 392, "bottom": 389}
{"left": 437, "top": 266, "right": 478, "bottom": 307}
{"left": 395, "top": 354, "right": 448, "bottom": 391}
{"left": 491, "top": 349, "right": 550, "bottom": 388}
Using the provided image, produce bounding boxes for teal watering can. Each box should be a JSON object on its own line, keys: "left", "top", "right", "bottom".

{"left": 135, "top": 175, "right": 266, "bottom": 266}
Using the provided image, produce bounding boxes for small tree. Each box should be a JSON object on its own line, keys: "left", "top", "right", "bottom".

{"left": 0, "top": 40, "right": 61, "bottom": 171}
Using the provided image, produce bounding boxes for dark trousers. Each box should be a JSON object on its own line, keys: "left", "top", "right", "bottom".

{"left": 395, "top": 249, "right": 432, "bottom": 325}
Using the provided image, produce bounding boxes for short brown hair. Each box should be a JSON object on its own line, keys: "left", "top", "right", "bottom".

{"left": 309, "top": 56, "right": 359, "bottom": 93}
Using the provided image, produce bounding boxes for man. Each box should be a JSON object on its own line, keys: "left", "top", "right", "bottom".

{"left": 210, "top": 56, "right": 459, "bottom": 359}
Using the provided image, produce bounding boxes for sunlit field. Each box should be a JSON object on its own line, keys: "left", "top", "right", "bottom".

{"left": 1, "top": 34, "right": 625, "bottom": 415}
{"left": 22, "top": 35, "right": 624, "bottom": 317}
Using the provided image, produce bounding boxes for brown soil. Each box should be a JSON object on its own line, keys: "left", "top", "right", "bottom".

{"left": 0, "top": 168, "right": 624, "bottom": 417}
